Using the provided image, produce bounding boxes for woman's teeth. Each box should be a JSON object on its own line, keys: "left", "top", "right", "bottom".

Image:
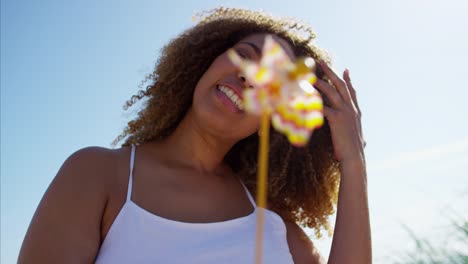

{"left": 217, "top": 85, "right": 244, "bottom": 111}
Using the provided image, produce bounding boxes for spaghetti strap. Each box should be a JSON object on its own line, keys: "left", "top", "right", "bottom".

{"left": 126, "top": 144, "right": 136, "bottom": 202}
{"left": 239, "top": 179, "right": 256, "bottom": 207}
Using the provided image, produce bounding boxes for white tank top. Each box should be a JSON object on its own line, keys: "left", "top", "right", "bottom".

{"left": 95, "top": 144, "right": 294, "bottom": 263}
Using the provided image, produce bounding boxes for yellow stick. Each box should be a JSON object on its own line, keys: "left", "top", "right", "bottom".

{"left": 255, "top": 112, "right": 270, "bottom": 264}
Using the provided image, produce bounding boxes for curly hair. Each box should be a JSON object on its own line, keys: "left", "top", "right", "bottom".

{"left": 111, "top": 7, "right": 340, "bottom": 238}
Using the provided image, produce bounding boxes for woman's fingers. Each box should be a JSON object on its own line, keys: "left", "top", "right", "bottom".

{"left": 319, "top": 61, "right": 353, "bottom": 108}
{"left": 343, "top": 69, "right": 361, "bottom": 115}
{"left": 314, "top": 79, "right": 343, "bottom": 108}
{"left": 343, "top": 69, "right": 366, "bottom": 148}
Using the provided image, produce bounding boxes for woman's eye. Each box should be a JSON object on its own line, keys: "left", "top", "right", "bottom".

{"left": 236, "top": 49, "right": 250, "bottom": 59}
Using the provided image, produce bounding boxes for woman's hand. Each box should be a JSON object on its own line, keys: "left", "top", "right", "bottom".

{"left": 314, "top": 61, "right": 366, "bottom": 163}
{"left": 315, "top": 62, "right": 372, "bottom": 264}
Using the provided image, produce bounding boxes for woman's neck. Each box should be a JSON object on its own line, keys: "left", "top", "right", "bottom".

{"left": 156, "top": 112, "right": 236, "bottom": 174}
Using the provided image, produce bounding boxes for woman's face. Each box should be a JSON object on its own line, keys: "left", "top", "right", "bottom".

{"left": 191, "top": 33, "right": 296, "bottom": 141}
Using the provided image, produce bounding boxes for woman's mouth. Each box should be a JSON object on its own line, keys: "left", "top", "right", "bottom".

{"left": 215, "top": 84, "right": 244, "bottom": 113}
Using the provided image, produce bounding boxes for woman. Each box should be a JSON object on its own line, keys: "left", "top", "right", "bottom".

{"left": 18, "top": 7, "right": 371, "bottom": 263}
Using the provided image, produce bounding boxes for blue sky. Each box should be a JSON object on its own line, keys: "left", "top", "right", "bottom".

{"left": 2, "top": 0, "right": 467, "bottom": 263}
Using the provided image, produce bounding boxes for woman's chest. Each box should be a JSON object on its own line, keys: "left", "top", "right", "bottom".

{"left": 132, "top": 171, "right": 254, "bottom": 223}
{"left": 101, "top": 164, "right": 254, "bottom": 240}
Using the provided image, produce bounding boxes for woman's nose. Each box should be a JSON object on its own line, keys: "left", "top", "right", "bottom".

{"left": 238, "top": 72, "right": 253, "bottom": 89}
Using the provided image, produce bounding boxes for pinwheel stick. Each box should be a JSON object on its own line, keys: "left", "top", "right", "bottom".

{"left": 255, "top": 111, "right": 270, "bottom": 264}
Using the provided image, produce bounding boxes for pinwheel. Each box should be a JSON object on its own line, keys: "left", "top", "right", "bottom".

{"left": 228, "top": 35, "right": 324, "bottom": 264}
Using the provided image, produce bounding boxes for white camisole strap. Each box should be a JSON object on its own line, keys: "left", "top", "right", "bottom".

{"left": 239, "top": 180, "right": 257, "bottom": 208}
{"left": 126, "top": 144, "right": 136, "bottom": 202}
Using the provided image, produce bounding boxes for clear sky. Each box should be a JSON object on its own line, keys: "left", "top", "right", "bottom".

{"left": 2, "top": 0, "right": 467, "bottom": 263}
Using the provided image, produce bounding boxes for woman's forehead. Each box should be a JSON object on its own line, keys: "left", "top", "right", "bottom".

{"left": 236, "top": 33, "right": 296, "bottom": 60}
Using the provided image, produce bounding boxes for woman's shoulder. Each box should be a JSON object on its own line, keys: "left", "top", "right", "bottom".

{"left": 18, "top": 145, "right": 130, "bottom": 263}
{"left": 59, "top": 145, "right": 131, "bottom": 191}
{"left": 67, "top": 145, "right": 123, "bottom": 161}
{"left": 64, "top": 146, "right": 118, "bottom": 174}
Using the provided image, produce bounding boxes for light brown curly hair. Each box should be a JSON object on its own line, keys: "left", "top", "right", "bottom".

{"left": 111, "top": 7, "right": 340, "bottom": 238}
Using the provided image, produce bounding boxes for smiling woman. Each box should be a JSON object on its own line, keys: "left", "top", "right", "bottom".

{"left": 113, "top": 8, "right": 339, "bottom": 231}
{"left": 112, "top": 7, "right": 339, "bottom": 239}
{"left": 18, "top": 7, "right": 371, "bottom": 264}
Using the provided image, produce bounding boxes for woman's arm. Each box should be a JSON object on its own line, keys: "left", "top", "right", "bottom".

{"left": 287, "top": 159, "right": 370, "bottom": 264}
{"left": 328, "top": 159, "right": 371, "bottom": 263}
{"left": 18, "top": 147, "right": 113, "bottom": 264}
{"left": 287, "top": 63, "right": 371, "bottom": 263}
{"left": 313, "top": 62, "right": 371, "bottom": 263}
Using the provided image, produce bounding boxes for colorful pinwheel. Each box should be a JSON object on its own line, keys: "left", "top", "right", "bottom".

{"left": 228, "top": 35, "right": 323, "bottom": 146}
{"left": 228, "top": 35, "right": 324, "bottom": 264}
